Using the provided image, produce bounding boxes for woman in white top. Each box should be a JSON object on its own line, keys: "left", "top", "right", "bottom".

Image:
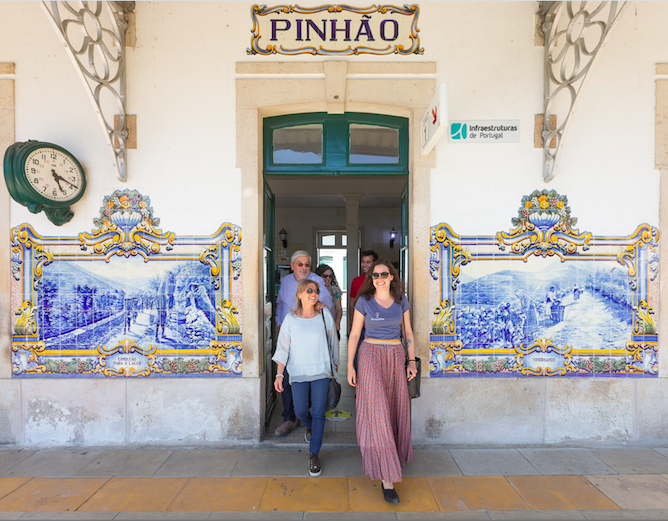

{"left": 273, "top": 278, "right": 339, "bottom": 477}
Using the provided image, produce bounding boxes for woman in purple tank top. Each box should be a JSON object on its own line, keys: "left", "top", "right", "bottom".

{"left": 347, "top": 259, "right": 418, "bottom": 504}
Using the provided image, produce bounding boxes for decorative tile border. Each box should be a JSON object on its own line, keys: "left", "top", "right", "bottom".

{"left": 11, "top": 190, "right": 243, "bottom": 378}
{"left": 430, "top": 190, "right": 659, "bottom": 377}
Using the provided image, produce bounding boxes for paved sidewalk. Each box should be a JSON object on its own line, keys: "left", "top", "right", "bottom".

{"left": 0, "top": 447, "right": 668, "bottom": 519}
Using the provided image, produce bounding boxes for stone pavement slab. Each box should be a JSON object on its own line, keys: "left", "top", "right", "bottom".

{"left": 259, "top": 477, "right": 348, "bottom": 512}
{"left": 0, "top": 478, "right": 109, "bottom": 512}
{"left": 233, "top": 450, "right": 313, "bottom": 477}
{"left": 585, "top": 475, "right": 668, "bottom": 510}
{"left": 591, "top": 449, "right": 668, "bottom": 475}
{"left": 449, "top": 449, "right": 539, "bottom": 476}
{"left": 78, "top": 477, "right": 188, "bottom": 512}
{"left": 153, "top": 449, "right": 241, "bottom": 477}
{"left": 506, "top": 476, "right": 620, "bottom": 511}
{"left": 0, "top": 450, "right": 104, "bottom": 478}
{"left": 0, "top": 478, "right": 31, "bottom": 501}
{"left": 79, "top": 449, "right": 173, "bottom": 477}
{"left": 517, "top": 449, "right": 617, "bottom": 476}
{"left": 487, "top": 511, "right": 586, "bottom": 520}
{"left": 0, "top": 453, "right": 35, "bottom": 476}
{"left": 314, "top": 450, "right": 364, "bottom": 477}
{"left": 209, "top": 513, "right": 303, "bottom": 520}
{"left": 396, "top": 513, "right": 492, "bottom": 520}
{"left": 0, "top": 514, "right": 23, "bottom": 520}
{"left": 115, "top": 513, "right": 210, "bottom": 520}
{"left": 168, "top": 477, "right": 267, "bottom": 512}
{"left": 18, "top": 513, "right": 116, "bottom": 520}
{"left": 427, "top": 476, "right": 529, "bottom": 512}
{"left": 581, "top": 511, "right": 668, "bottom": 520}
{"left": 306, "top": 512, "right": 397, "bottom": 520}
{"left": 348, "top": 477, "right": 439, "bottom": 513}
{"left": 403, "top": 450, "right": 462, "bottom": 477}
{"left": 653, "top": 448, "right": 668, "bottom": 458}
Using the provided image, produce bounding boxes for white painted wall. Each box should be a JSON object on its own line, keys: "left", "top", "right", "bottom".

{"left": 426, "top": 1, "right": 664, "bottom": 236}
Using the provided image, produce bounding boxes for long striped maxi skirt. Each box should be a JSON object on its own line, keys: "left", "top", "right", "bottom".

{"left": 355, "top": 339, "right": 414, "bottom": 483}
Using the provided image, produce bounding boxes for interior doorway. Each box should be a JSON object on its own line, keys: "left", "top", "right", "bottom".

{"left": 261, "top": 111, "right": 410, "bottom": 443}
{"left": 263, "top": 176, "right": 407, "bottom": 443}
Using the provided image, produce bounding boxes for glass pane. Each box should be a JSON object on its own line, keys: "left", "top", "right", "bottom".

{"left": 273, "top": 124, "right": 323, "bottom": 164}
{"left": 321, "top": 234, "right": 336, "bottom": 246}
{"left": 342, "top": 235, "right": 347, "bottom": 246}
{"left": 349, "top": 124, "right": 399, "bottom": 164}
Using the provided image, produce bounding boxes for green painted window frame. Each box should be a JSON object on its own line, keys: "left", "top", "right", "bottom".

{"left": 263, "top": 112, "right": 409, "bottom": 175}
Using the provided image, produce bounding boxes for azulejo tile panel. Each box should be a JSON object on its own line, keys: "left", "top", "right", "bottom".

{"left": 11, "top": 190, "right": 243, "bottom": 378}
{"left": 430, "top": 190, "right": 659, "bottom": 378}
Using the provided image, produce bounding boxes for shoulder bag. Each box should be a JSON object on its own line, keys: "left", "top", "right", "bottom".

{"left": 322, "top": 313, "right": 341, "bottom": 410}
{"left": 401, "top": 312, "right": 421, "bottom": 399}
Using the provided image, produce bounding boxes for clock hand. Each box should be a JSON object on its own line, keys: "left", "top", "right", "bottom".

{"left": 59, "top": 177, "right": 79, "bottom": 190}
{"left": 51, "top": 170, "right": 66, "bottom": 194}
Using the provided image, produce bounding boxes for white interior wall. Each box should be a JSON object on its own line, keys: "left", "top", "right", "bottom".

{"left": 274, "top": 206, "right": 402, "bottom": 267}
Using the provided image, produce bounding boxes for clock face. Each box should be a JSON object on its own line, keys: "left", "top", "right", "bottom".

{"left": 23, "top": 148, "right": 84, "bottom": 202}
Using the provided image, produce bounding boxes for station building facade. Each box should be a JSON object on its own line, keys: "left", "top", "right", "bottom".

{"left": 0, "top": 1, "right": 667, "bottom": 446}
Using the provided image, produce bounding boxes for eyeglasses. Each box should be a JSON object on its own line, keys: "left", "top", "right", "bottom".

{"left": 322, "top": 274, "right": 333, "bottom": 279}
{"left": 295, "top": 262, "right": 311, "bottom": 268}
{"left": 371, "top": 272, "right": 390, "bottom": 280}
{"left": 305, "top": 288, "right": 320, "bottom": 294}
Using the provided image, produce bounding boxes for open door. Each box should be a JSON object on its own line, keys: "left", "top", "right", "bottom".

{"left": 401, "top": 180, "right": 409, "bottom": 294}
{"left": 263, "top": 180, "right": 277, "bottom": 426}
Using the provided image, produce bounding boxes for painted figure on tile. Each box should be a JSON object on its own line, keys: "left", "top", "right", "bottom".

{"left": 515, "top": 289, "right": 539, "bottom": 343}
{"left": 573, "top": 283, "right": 581, "bottom": 301}
{"left": 545, "top": 286, "right": 563, "bottom": 324}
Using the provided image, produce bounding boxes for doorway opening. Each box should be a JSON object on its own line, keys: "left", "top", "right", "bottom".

{"left": 261, "top": 112, "right": 410, "bottom": 444}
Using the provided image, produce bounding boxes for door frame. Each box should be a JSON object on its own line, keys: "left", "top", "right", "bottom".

{"left": 236, "top": 61, "right": 436, "bottom": 436}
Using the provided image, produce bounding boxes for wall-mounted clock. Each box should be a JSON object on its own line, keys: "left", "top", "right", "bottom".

{"left": 3, "top": 140, "right": 87, "bottom": 226}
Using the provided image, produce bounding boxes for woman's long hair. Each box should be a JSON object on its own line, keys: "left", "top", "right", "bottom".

{"left": 315, "top": 264, "right": 340, "bottom": 289}
{"left": 290, "top": 279, "right": 321, "bottom": 316}
{"left": 357, "top": 259, "right": 404, "bottom": 304}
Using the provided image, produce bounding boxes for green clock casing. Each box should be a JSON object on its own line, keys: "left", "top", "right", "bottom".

{"left": 3, "top": 140, "right": 87, "bottom": 226}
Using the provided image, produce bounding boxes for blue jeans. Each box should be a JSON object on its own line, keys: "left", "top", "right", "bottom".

{"left": 291, "top": 377, "right": 329, "bottom": 455}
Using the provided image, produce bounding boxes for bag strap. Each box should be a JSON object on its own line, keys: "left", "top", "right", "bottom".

{"left": 321, "top": 312, "right": 336, "bottom": 375}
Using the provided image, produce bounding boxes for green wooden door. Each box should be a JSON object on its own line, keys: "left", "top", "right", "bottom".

{"left": 263, "top": 180, "right": 277, "bottom": 426}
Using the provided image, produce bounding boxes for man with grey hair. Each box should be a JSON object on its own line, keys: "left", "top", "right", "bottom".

{"left": 274, "top": 250, "right": 333, "bottom": 436}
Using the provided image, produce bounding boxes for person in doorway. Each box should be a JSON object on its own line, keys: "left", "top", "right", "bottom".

{"left": 349, "top": 250, "right": 378, "bottom": 312}
{"left": 315, "top": 264, "right": 342, "bottom": 339}
{"left": 274, "top": 250, "right": 333, "bottom": 436}
{"left": 273, "top": 278, "right": 338, "bottom": 477}
{"left": 348, "top": 250, "right": 378, "bottom": 368}
{"left": 347, "top": 259, "right": 417, "bottom": 504}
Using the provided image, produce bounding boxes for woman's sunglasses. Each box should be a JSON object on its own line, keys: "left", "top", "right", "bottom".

{"left": 305, "top": 288, "right": 320, "bottom": 294}
{"left": 371, "top": 272, "right": 390, "bottom": 280}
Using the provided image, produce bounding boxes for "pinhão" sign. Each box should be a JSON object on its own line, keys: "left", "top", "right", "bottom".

{"left": 248, "top": 4, "right": 423, "bottom": 56}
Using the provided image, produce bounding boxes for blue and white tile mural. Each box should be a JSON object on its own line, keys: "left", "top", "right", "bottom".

{"left": 430, "top": 190, "right": 659, "bottom": 377}
{"left": 11, "top": 190, "right": 242, "bottom": 378}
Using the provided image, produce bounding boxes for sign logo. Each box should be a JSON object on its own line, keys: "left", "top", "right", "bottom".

{"left": 448, "top": 120, "right": 520, "bottom": 143}
{"left": 450, "top": 123, "right": 467, "bottom": 140}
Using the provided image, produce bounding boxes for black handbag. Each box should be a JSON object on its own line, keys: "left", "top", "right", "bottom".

{"left": 402, "top": 315, "right": 421, "bottom": 399}
{"left": 322, "top": 313, "right": 341, "bottom": 410}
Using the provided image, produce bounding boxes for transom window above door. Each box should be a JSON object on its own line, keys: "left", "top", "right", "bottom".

{"left": 264, "top": 113, "right": 408, "bottom": 175}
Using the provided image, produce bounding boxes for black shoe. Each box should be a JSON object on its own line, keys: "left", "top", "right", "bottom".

{"left": 382, "top": 486, "right": 400, "bottom": 503}
{"left": 304, "top": 428, "right": 312, "bottom": 442}
{"left": 308, "top": 453, "right": 321, "bottom": 477}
